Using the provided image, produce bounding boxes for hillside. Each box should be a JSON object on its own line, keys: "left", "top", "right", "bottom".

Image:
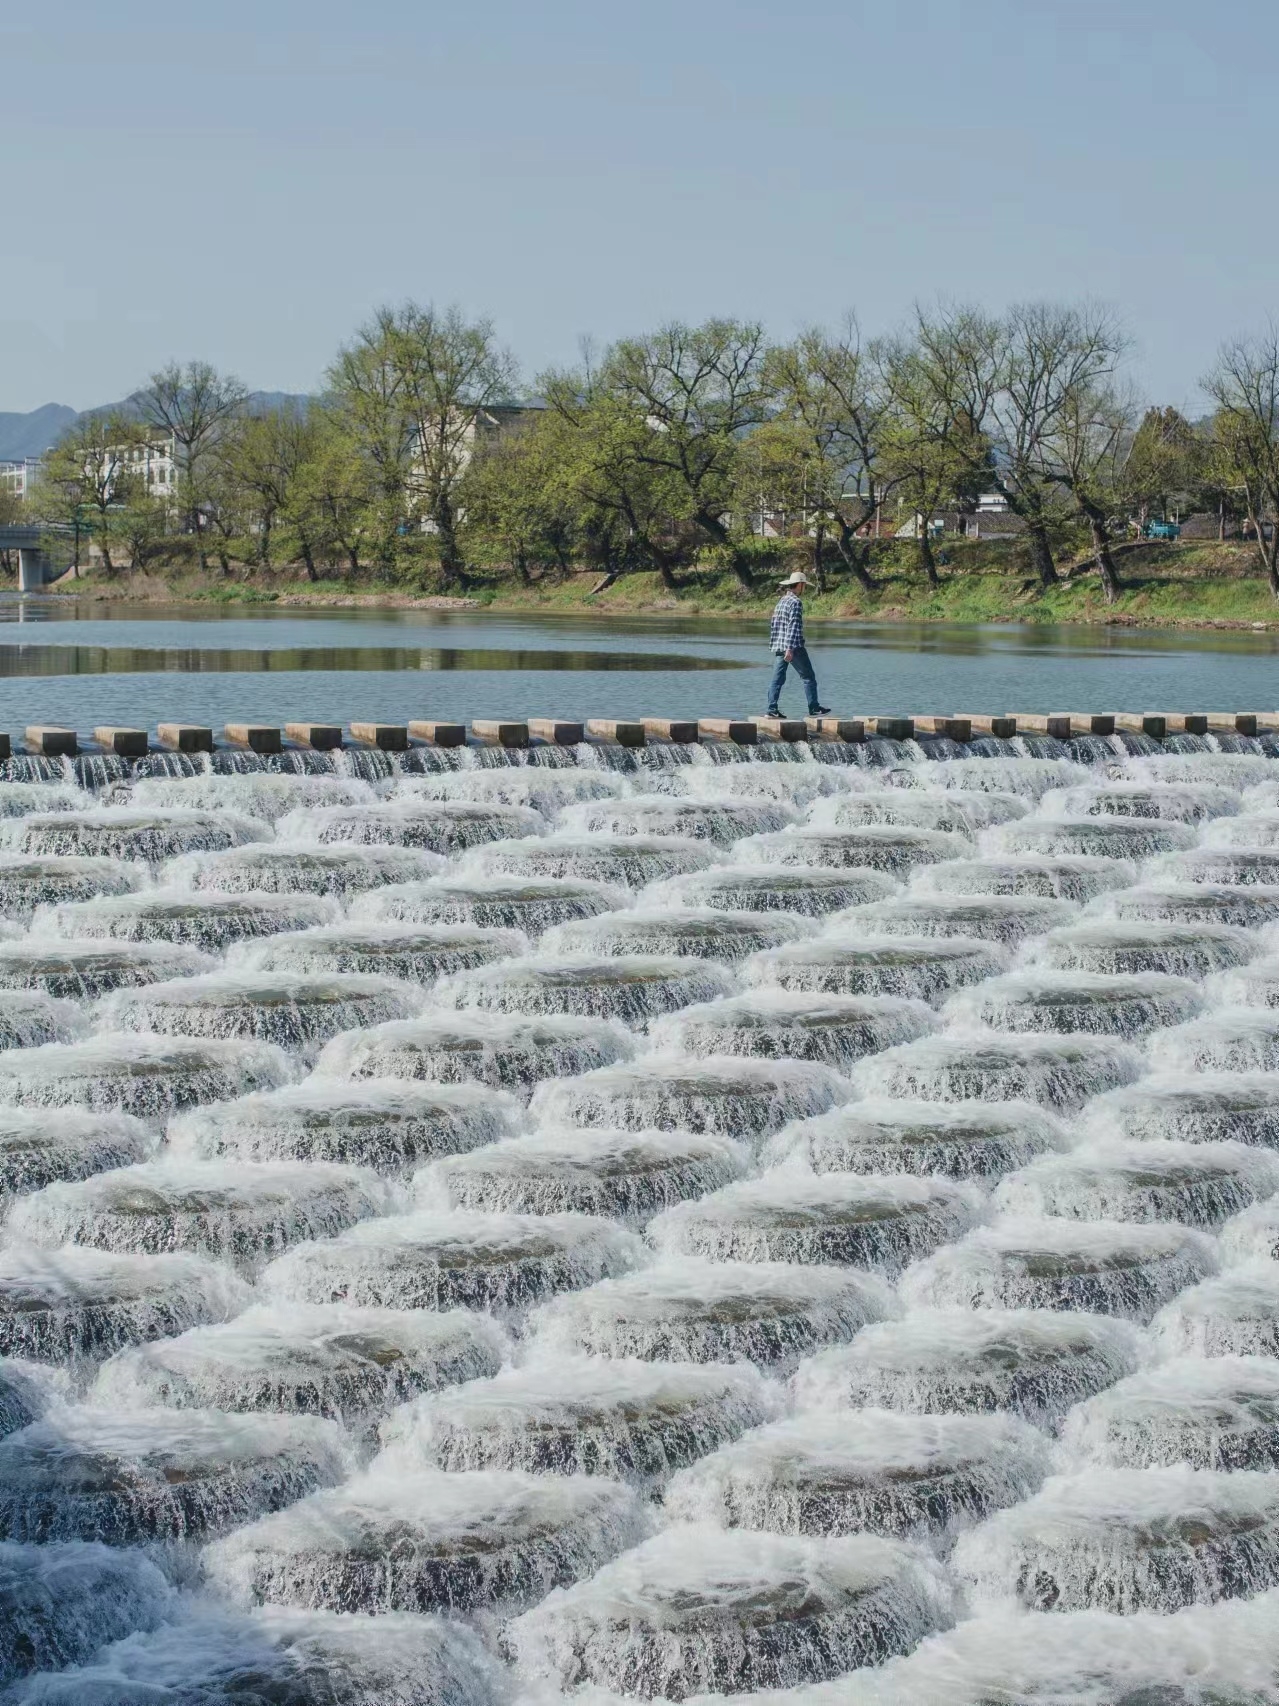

{"left": 0, "top": 393, "right": 311, "bottom": 460}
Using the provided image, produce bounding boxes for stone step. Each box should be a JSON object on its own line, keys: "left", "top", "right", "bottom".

{"left": 224, "top": 724, "right": 282, "bottom": 754}
{"left": 471, "top": 720, "right": 529, "bottom": 748}
{"left": 640, "top": 718, "right": 699, "bottom": 743}
{"left": 586, "top": 719, "right": 647, "bottom": 746}
{"left": 349, "top": 723, "right": 408, "bottom": 751}
{"left": 93, "top": 727, "right": 149, "bottom": 757}
{"left": 698, "top": 718, "right": 757, "bottom": 744}
{"left": 25, "top": 725, "right": 76, "bottom": 757}
{"left": 284, "top": 723, "right": 344, "bottom": 750}
{"left": 528, "top": 719, "right": 585, "bottom": 746}
{"left": 157, "top": 724, "right": 213, "bottom": 754}
{"left": 407, "top": 721, "right": 467, "bottom": 747}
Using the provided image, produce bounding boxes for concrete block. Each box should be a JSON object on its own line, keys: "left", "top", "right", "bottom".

{"left": 224, "top": 724, "right": 282, "bottom": 754}
{"left": 956, "top": 715, "right": 1017, "bottom": 739}
{"left": 867, "top": 717, "right": 915, "bottom": 741}
{"left": 641, "top": 718, "right": 699, "bottom": 743}
{"left": 528, "top": 719, "right": 585, "bottom": 746}
{"left": 93, "top": 726, "right": 148, "bottom": 757}
{"left": 1050, "top": 713, "right": 1115, "bottom": 736}
{"left": 755, "top": 717, "right": 807, "bottom": 742}
{"left": 1162, "top": 714, "right": 1209, "bottom": 736}
{"left": 1015, "top": 714, "right": 1073, "bottom": 741}
{"left": 1113, "top": 714, "right": 1167, "bottom": 739}
{"left": 157, "top": 724, "right": 213, "bottom": 754}
{"left": 805, "top": 716, "right": 865, "bottom": 742}
{"left": 0, "top": 735, "right": 11, "bottom": 761}
{"left": 1204, "top": 713, "right": 1257, "bottom": 737}
{"left": 285, "top": 723, "right": 344, "bottom": 750}
{"left": 25, "top": 726, "right": 76, "bottom": 757}
{"left": 471, "top": 720, "right": 529, "bottom": 748}
{"left": 915, "top": 716, "right": 972, "bottom": 742}
{"left": 408, "top": 721, "right": 467, "bottom": 747}
{"left": 349, "top": 723, "right": 408, "bottom": 752}
{"left": 698, "top": 718, "right": 757, "bottom": 744}
{"left": 586, "top": 719, "right": 646, "bottom": 747}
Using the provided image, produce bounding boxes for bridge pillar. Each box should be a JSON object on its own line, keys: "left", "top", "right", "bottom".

{"left": 17, "top": 549, "right": 50, "bottom": 591}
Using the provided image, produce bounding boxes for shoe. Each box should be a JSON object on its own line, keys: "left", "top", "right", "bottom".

{"left": 814, "top": 706, "right": 832, "bottom": 715}
{"left": 764, "top": 710, "right": 780, "bottom": 718}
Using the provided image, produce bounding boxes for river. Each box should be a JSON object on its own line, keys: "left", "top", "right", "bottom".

{"left": 0, "top": 599, "right": 1274, "bottom": 731}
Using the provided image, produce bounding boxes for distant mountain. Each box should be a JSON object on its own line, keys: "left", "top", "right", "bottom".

{"left": 0, "top": 393, "right": 312, "bottom": 461}
{"left": 0, "top": 404, "right": 78, "bottom": 461}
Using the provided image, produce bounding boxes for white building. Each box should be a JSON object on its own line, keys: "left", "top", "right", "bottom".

{"left": 0, "top": 458, "right": 41, "bottom": 501}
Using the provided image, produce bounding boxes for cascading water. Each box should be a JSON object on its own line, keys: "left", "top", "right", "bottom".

{"left": 764, "top": 1096, "right": 1069, "bottom": 1180}
{"left": 504, "top": 1524, "right": 956, "bottom": 1700}
{"left": 661, "top": 1407, "right": 1052, "bottom": 1545}
{"left": 0, "top": 855, "right": 145, "bottom": 920}
{"left": 416, "top": 1125, "right": 748, "bottom": 1225}
{"left": 377, "top": 1355, "right": 779, "bottom": 1486}
{"left": 910, "top": 852, "right": 1135, "bottom": 901}
{"left": 229, "top": 919, "right": 528, "bottom": 981}
{"left": 942, "top": 968, "right": 1204, "bottom": 1037}
{"left": 900, "top": 1216, "right": 1219, "bottom": 1320}
{"left": 541, "top": 906, "right": 818, "bottom": 962}
{"left": 743, "top": 933, "right": 1006, "bottom": 1001}
{"left": 835, "top": 891, "right": 1079, "bottom": 946}
{"left": 5, "top": 1157, "right": 397, "bottom": 1272}
{"left": 40, "top": 889, "right": 339, "bottom": 951}
{"left": 348, "top": 872, "right": 624, "bottom": 935}
{"left": 953, "top": 1466, "right": 1279, "bottom": 1614}
{"left": 2, "top": 738, "right": 1279, "bottom": 1700}
{"left": 3, "top": 1605, "right": 512, "bottom": 1706}
{"left": 793, "top": 1307, "right": 1144, "bottom": 1430}
{"left": 91, "top": 1303, "right": 507, "bottom": 1429}
{"left": 168, "top": 1077, "right": 520, "bottom": 1171}
{"left": 1028, "top": 917, "right": 1255, "bottom": 979}
{"left": 203, "top": 1467, "right": 650, "bottom": 1616}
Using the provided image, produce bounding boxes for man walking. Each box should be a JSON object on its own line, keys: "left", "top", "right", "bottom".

{"left": 767, "top": 570, "right": 830, "bottom": 718}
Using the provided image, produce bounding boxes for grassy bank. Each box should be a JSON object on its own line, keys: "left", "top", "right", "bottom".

{"left": 39, "top": 539, "right": 1279, "bottom": 630}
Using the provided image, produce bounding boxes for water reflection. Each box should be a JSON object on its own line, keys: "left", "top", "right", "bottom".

{"left": 0, "top": 644, "right": 746, "bottom": 677}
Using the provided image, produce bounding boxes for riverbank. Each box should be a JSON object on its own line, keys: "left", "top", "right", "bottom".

{"left": 36, "top": 540, "right": 1279, "bottom": 631}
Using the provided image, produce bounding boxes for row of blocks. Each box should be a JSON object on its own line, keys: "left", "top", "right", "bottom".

{"left": 14, "top": 710, "right": 1279, "bottom": 758}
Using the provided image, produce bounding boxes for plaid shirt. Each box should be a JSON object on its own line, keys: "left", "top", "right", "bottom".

{"left": 769, "top": 592, "right": 805, "bottom": 655}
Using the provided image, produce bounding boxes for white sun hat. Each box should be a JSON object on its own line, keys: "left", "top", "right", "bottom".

{"left": 776, "top": 570, "right": 810, "bottom": 588}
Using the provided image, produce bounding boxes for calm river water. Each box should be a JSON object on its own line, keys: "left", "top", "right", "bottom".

{"left": 0, "top": 598, "right": 1273, "bottom": 730}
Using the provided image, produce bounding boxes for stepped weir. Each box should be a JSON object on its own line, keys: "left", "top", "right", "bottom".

{"left": 4, "top": 715, "right": 1279, "bottom": 1700}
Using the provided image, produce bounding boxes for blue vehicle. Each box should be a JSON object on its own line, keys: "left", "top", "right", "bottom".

{"left": 1143, "top": 519, "right": 1181, "bottom": 540}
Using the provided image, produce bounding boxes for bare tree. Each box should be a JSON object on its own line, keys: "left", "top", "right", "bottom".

{"left": 1204, "top": 327, "right": 1279, "bottom": 596}
{"left": 1050, "top": 385, "right": 1137, "bottom": 603}
{"left": 136, "top": 361, "right": 248, "bottom": 570}
{"left": 986, "top": 302, "right": 1130, "bottom": 587}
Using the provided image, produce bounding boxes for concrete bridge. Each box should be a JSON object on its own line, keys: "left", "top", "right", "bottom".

{"left": 0, "top": 527, "right": 59, "bottom": 591}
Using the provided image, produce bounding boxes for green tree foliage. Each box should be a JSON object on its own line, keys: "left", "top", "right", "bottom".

{"left": 1123, "top": 406, "right": 1205, "bottom": 526}
{"left": 22, "top": 297, "right": 1279, "bottom": 603}
{"left": 31, "top": 411, "right": 155, "bottom": 573}
{"left": 762, "top": 323, "right": 899, "bottom": 591}
{"left": 328, "top": 303, "right": 516, "bottom": 583}
{"left": 595, "top": 321, "right": 770, "bottom": 588}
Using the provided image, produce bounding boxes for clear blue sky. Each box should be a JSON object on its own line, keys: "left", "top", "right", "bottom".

{"left": 3, "top": 0, "right": 1273, "bottom": 414}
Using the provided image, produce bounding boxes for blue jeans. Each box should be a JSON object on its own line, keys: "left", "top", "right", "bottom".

{"left": 767, "top": 645, "right": 820, "bottom": 715}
